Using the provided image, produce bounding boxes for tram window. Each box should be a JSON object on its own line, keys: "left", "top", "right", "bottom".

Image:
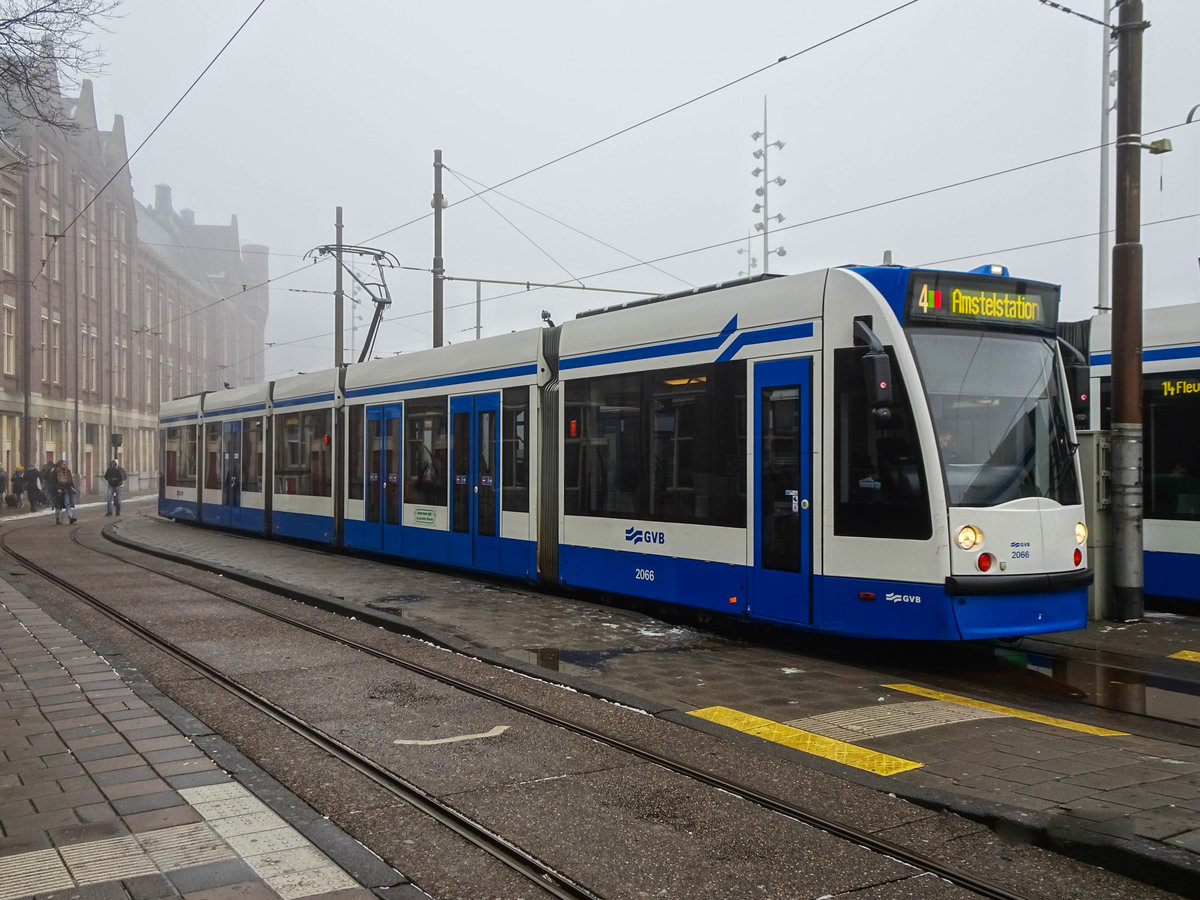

{"left": 1144, "top": 372, "right": 1200, "bottom": 521}
{"left": 564, "top": 362, "right": 746, "bottom": 527}
{"left": 833, "top": 347, "right": 932, "bottom": 539}
{"left": 163, "top": 424, "right": 197, "bottom": 488}
{"left": 405, "top": 396, "right": 448, "bottom": 507}
{"left": 241, "top": 416, "right": 263, "bottom": 493}
{"left": 348, "top": 405, "right": 365, "bottom": 501}
{"left": 502, "top": 387, "right": 529, "bottom": 512}
{"left": 273, "top": 408, "right": 332, "bottom": 496}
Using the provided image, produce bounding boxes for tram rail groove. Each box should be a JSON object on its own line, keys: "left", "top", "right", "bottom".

{"left": 25, "top": 524, "right": 1060, "bottom": 900}
{"left": 1, "top": 528, "right": 597, "bottom": 900}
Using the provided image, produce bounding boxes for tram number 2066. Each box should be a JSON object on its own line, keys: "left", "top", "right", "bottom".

{"left": 635, "top": 568, "right": 656, "bottom": 582}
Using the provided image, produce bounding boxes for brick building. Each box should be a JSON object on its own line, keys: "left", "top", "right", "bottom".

{"left": 0, "top": 73, "right": 268, "bottom": 496}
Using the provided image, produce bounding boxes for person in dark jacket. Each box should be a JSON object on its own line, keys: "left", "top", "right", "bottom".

{"left": 24, "top": 466, "right": 42, "bottom": 512}
{"left": 104, "top": 458, "right": 126, "bottom": 516}
{"left": 8, "top": 466, "right": 21, "bottom": 508}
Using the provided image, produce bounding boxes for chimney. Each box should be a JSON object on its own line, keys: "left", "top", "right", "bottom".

{"left": 155, "top": 184, "right": 172, "bottom": 214}
{"left": 181, "top": 209, "right": 195, "bottom": 227}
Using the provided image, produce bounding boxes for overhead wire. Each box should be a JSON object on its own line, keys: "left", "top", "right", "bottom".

{"left": 360, "top": 0, "right": 924, "bottom": 246}
{"left": 447, "top": 166, "right": 695, "bottom": 289}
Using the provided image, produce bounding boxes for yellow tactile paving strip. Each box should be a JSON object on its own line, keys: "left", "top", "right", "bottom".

{"left": 1169, "top": 650, "right": 1200, "bottom": 663}
{"left": 687, "top": 705, "right": 923, "bottom": 775}
{"left": 883, "top": 684, "right": 1128, "bottom": 736}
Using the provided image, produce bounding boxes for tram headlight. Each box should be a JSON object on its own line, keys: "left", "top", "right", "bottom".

{"left": 956, "top": 525, "right": 983, "bottom": 551}
{"left": 1075, "top": 521, "right": 1088, "bottom": 544}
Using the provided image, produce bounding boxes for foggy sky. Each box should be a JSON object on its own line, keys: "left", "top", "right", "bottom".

{"left": 85, "top": 0, "right": 1200, "bottom": 381}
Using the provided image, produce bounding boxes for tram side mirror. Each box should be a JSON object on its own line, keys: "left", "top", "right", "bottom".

{"left": 1066, "top": 362, "right": 1090, "bottom": 428}
{"left": 862, "top": 349, "right": 893, "bottom": 423}
{"left": 854, "top": 317, "right": 894, "bottom": 424}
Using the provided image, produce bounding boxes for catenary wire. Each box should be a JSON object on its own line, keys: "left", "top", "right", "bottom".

{"left": 360, "top": 0, "right": 924, "bottom": 246}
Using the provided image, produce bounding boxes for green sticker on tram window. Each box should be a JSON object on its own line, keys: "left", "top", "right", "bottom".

{"left": 414, "top": 507, "right": 435, "bottom": 526}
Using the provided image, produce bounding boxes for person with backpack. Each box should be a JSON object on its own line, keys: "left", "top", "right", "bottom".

{"left": 52, "top": 460, "right": 77, "bottom": 525}
{"left": 104, "top": 458, "right": 127, "bottom": 516}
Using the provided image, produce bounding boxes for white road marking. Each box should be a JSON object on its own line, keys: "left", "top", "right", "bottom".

{"left": 394, "top": 724, "right": 510, "bottom": 745}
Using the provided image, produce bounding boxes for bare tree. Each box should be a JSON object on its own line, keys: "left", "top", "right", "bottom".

{"left": 1, "top": 1, "right": 120, "bottom": 132}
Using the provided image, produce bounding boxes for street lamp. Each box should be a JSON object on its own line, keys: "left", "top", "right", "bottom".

{"left": 748, "top": 97, "right": 786, "bottom": 270}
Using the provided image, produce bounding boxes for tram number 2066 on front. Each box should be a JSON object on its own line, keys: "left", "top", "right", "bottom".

{"left": 635, "top": 568, "right": 656, "bottom": 582}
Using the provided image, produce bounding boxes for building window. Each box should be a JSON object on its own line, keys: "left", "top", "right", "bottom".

{"left": 41, "top": 314, "right": 49, "bottom": 382}
{"left": 3, "top": 300, "right": 14, "bottom": 376}
{"left": 49, "top": 210, "right": 61, "bottom": 281}
{"left": 51, "top": 319, "right": 61, "bottom": 384}
{"left": 88, "top": 331, "right": 98, "bottom": 392}
{"left": 119, "top": 340, "right": 128, "bottom": 399}
{"left": 48, "top": 155, "right": 59, "bottom": 197}
{"left": 87, "top": 235, "right": 96, "bottom": 296}
{"left": 1, "top": 200, "right": 15, "bottom": 273}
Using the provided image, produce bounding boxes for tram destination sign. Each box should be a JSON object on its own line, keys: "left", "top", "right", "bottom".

{"left": 905, "top": 271, "right": 1058, "bottom": 334}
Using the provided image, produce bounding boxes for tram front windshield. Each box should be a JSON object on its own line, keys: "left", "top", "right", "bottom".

{"left": 909, "top": 330, "right": 1079, "bottom": 507}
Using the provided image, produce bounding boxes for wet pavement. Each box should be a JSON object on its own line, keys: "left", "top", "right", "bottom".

{"left": 7, "top": 496, "right": 1200, "bottom": 895}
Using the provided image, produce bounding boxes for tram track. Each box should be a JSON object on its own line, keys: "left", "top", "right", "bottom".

{"left": 1, "top": 524, "right": 595, "bottom": 900}
{"left": 0, "top": 519, "right": 1123, "bottom": 900}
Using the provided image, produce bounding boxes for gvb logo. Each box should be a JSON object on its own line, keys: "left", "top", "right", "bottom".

{"left": 886, "top": 592, "right": 922, "bottom": 604}
{"left": 625, "top": 526, "right": 666, "bottom": 546}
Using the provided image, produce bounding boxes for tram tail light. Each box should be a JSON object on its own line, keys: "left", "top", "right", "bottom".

{"left": 1074, "top": 548, "right": 1082, "bottom": 567}
{"left": 976, "top": 552, "right": 995, "bottom": 573}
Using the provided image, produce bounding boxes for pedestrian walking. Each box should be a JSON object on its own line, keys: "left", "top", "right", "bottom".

{"left": 104, "top": 458, "right": 126, "bottom": 516}
{"left": 52, "top": 460, "right": 77, "bottom": 525}
{"left": 11, "top": 467, "right": 24, "bottom": 508}
{"left": 24, "top": 467, "right": 42, "bottom": 512}
{"left": 0, "top": 464, "right": 8, "bottom": 497}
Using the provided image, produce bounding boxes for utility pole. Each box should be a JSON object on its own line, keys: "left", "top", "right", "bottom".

{"left": 1097, "top": 2, "right": 1114, "bottom": 310}
{"left": 1110, "top": 0, "right": 1147, "bottom": 622}
{"left": 334, "top": 207, "right": 344, "bottom": 367}
{"left": 432, "top": 149, "right": 445, "bottom": 348}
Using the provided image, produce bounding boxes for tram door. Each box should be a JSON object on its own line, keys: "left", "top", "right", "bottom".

{"left": 223, "top": 427, "right": 241, "bottom": 525}
{"left": 752, "top": 358, "right": 813, "bottom": 624}
{"left": 364, "top": 403, "right": 403, "bottom": 553}
{"left": 448, "top": 393, "right": 501, "bottom": 572}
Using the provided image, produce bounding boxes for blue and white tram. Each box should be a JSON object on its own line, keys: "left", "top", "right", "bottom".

{"left": 1087, "top": 302, "right": 1200, "bottom": 606}
{"left": 160, "top": 264, "right": 1091, "bottom": 640}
